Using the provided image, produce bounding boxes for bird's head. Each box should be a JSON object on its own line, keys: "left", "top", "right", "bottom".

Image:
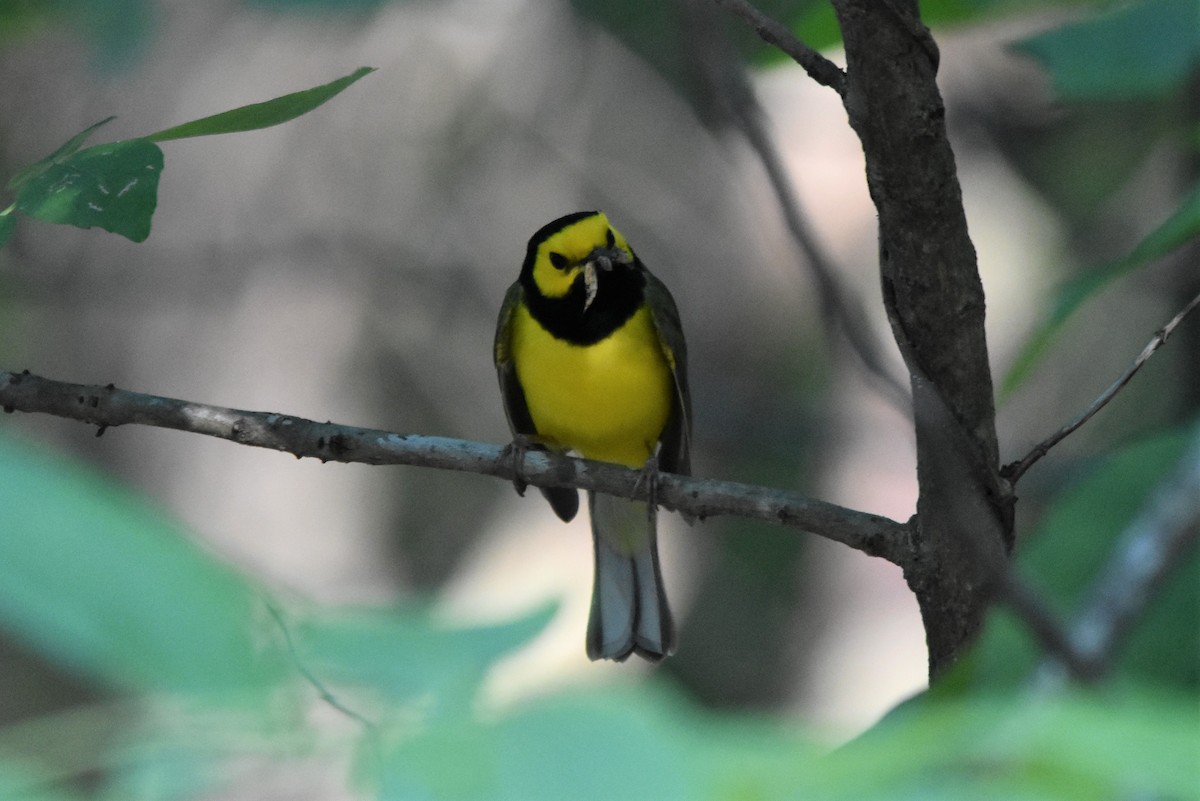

{"left": 521, "top": 211, "right": 637, "bottom": 313}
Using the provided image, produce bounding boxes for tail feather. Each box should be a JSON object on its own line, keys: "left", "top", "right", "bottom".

{"left": 540, "top": 486, "right": 580, "bottom": 522}
{"left": 586, "top": 491, "right": 675, "bottom": 662}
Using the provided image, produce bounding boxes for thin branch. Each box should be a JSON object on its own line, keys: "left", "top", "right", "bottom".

{"left": 1004, "top": 290, "right": 1200, "bottom": 483}
{"left": 0, "top": 369, "right": 909, "bottom": 565}
{"left": 712, "top": 0, "right": 846, "bottom": 96}
{"left": 988, "top": 563, "right": 1102, "bottom": 683}
{"left": 683, "top": 0, "right": 910, "bottom": 410}
{"left": 733, "top": 98, "right": 912, "bottom": 412}
{"left": 1035, "top": 429, "right": 1200, "bottom": 690}
{"left": 266, "top": 602, "right": 377, "bottom": 730}
{"left": 265, "top": 602, "right": 386, "bottom": 778}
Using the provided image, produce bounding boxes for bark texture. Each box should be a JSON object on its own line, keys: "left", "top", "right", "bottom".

{"left": 832, "top": 0, "right": 1012, "bottom": 677}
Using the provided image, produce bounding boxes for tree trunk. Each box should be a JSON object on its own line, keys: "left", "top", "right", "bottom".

{"left": 832, "top": 0, "right": 1012, "bottom": 678}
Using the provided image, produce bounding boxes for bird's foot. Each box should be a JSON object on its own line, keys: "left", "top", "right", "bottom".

{"left": 499, "top": 434, "right": 537, "bottom": 497}
{"left": 633, "top": 452, "right": 661, "bottom": 510}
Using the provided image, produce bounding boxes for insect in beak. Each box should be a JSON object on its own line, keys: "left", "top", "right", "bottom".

{"left": 581, "top": 247, "right": 631, "bottom": 312}
{"left": 583, "top": 261, "right": 599, "bottom": 311}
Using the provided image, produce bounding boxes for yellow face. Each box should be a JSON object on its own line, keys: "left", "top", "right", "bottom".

{"left": 529, "top": 212, "right": 635, "bottom": 300}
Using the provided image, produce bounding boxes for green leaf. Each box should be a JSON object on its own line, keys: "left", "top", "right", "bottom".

{"left": 147, "top": 66, "right": 375, "bottom": 143}
{"left": 789, "top": 0, "right": 1002, "bottom": 54}
{"left": 74, "top": 0, "right": 154, "bottom": 71}
{"left": 0, "top": 754, "right": 85, "bottom": 801}
{"left": 1014, "top": 0, "right": 1200, "bottom": 101}
{"left": 5, "top": 116, "right": 115, "bottom": 193}
{"left": 568, "top": 0, "right": 824, "bottom": 119}
{"left": 295, "top": 602, "right": 555, "bottom": 719}
{"left": 3, "top": 68, "right": 374, "bottom": 243}
{"left": 0, "top": 432, "right": 284, "bottom": 697}
{"left": 365, "top": 679, "right": 1197, "bottom": 801}
{"left": 13, "top": 139, "right": 163, "bottom": 242}
{"left": 786, "top": 0, "right": 1123, "bottom": 65}
{"left": 0, "top": 0, "right": 156, "bottom": 71}
{"left": 371, "top": 686, "right": 814, "bottom": 801}
{"left": 960, "top": 422, "right": 1199, "bottom": 691}
{"left": 0, "top": 210, "right": 14, "bottom": 248}
{"left": 0, "top": 0, "right": 154, "bottom": 72}
{"left": 1002, "top": 180, "right": 1200, "bottom": 395}
{"left": 835, "top": 690, "right": 1200, "bottom": 801}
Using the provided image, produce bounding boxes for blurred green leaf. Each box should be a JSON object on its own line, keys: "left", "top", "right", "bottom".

{"left": 834, "top": 689, "right": 1199, "bottom": 801}
{"left": 76, "top": 0, "right": 155, "bottom": 71}
{"left": 147, "top": 65, "right": 375, "bottom": 142}
{"left": 295, "top": 603, "right": 555, "bottom": 721}
{"left": 0, "top": 0, "right": 153, "bottom": 71}
{"left": 371, "top": 686, "right": 815, "bottom": 801}
{"left": 1002, "top": 180, "right": 1200, "bottom": 395}
{"left": 571, "top": 0, "right": 1123, "bottom": 126}
{"left": 0, "top": 754, "right": 85, "bottom": 801}
{"left": 789, "top": 0, "right": 1039, "bottom": 53}
{"left": 0, "top": 432, "right": 284, "bottom": 697}
{"left": 1015, "top": 0, "right": 1200, "bottom": 101}
{"left": 365, "top": 678, "right": 1197, "bottom": 801}
{"left": 0, "top": 211, "right": 13, "bottom": 248}
{"left": 13, "top": 139, "right": 163, "bottom": 242}
{"left": 5, "top": 116, "right": 115, "bottom": 193}
{"left": 960, "top": 422, "right": 1199, "bottom": 690}
{"left": 1008, "top": 100, "right": 1178, "bottom": 226}
{"left": 0, "top": 0, "right": 60, "bottom": 41}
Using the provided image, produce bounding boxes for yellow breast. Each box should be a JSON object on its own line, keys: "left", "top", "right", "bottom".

{"left": 512, "top": 304, "right": 673, "bottom": 468}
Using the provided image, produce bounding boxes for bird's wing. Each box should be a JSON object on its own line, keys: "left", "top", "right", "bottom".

{"left": 644, "top": 271, "right": 691, "bottom": 477}
{"left": 494, "top": 281, "right": 539, "bottom": 437}
{"left": 494, "top": 280, "right": 580, "bottom": 522}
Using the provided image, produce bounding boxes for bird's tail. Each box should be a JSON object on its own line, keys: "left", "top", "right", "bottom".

{"left": 586, "top": 491, "right": 675, "bottom": 662}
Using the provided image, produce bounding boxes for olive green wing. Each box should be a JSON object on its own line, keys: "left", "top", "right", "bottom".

{"left": 494, "top": 280, "right": 580, "bottom": 522}
{"left": 644, "top": 270, "right": 692, "bottom": 478}
{"left": 494, "top": 281, "right": 538, "bottom": 437}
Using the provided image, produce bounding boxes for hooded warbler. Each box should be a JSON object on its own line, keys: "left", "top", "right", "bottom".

{"left": 494, "top": 211, "right": 691, "bottom": 662}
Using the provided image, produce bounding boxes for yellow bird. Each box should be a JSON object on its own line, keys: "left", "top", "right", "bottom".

{"left": 494, "top": 211, "right": 691, "bottom": 662}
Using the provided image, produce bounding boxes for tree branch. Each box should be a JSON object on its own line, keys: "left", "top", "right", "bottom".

{"left": 1036, "top": 428, "right": 1200, "bottom": 689}
{"left": 0, "top": 369, "right": 909, "bottom": 564}
{"left": 1004, "top": 289, "right": 1200, "bottom": 483}
{"left": 732, "top": 94, "right": 912, "bottom": 411}
{"left": 711, "top": 0, "right": 846, "bottom": 96}
{"left": 908, "top": 369, "right": 1097, "bottom": 680}
{"left": 682, "top": 1, "right": 909, "bottom": 410}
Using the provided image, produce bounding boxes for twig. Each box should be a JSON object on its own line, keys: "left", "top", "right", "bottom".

{"left": 712, "top": 0, "right": 846, "bottom": 96}
{"left": 733, "top": 97, "right": 912, "bottom": 412}
{"left": 1004, "top": 290, "right": 1200, "bottom": 483}
{"left": 685, "top": 0, "right": 910, "bottom": 411}
{"left": 265, "top": 602, "right": 385, "bottom": 779}
{"left": 0, "top": 369, "right": 910, "bottom": 565}
{"left": 266, "top": 603, "right": 376, "bottom": 730}
{"left": 915, "top": 365, "right": 1199, "bottom": 684}
{"left": 989, "top": 563, "right": 1102, "bottom": 682}
{"left": 1035, "top": 429, "right": 1200, "bottom": 689}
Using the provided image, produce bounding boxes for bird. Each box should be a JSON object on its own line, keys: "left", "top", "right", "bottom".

{"left": 494, "top": 210, "right": 691, "bottom": 662}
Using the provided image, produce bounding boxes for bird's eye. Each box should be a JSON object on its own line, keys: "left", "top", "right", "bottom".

{"left": 549, "top": 252, "right": 568, "bottom": 270}
{"left": 605, "top": 229, "right": 615, "bottom": 247}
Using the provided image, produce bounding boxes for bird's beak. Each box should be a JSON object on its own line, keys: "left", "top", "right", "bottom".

{"left": 581, "top": 247, "right": 631, "bottom": 312}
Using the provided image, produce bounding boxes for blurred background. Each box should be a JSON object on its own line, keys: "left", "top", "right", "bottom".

{"left": 0, "top": 0, "right": 1195, "bottom": 798}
